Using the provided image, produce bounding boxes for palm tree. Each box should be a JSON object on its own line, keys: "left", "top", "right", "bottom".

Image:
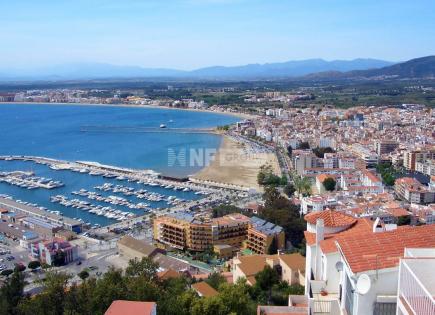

{"left": 293, "top": 175, "right": 312, "bottom": 197}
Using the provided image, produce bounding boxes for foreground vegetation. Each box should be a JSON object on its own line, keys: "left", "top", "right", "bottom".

{"left": 0, "top": 256, "right": 303, "bottom": 315}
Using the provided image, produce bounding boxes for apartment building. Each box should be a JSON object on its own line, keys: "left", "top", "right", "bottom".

{"left": 30, "top": 238, "right": 79, "bottom": 265}
{"left": 403, "top": 149, "right": 435, "bottom": 171}
{"left": 302, "top": 210, "right": 435, "bottom": 315}
{"left": 395, "top": 177, "right": 435, "bottom": 204}
{"left": 301, "top": 195, "right": 338, "bottom": 214}
{"left": 374, "top": 140, "right": 398, "bottom": 156}
{"left": 246, "top": 216, "right": 285, "bottom": 254}
{"left": 350, "top": 143, "right": 379, "bottom": 167}
{"left": 415, "top": 159, "right": 435, "bottom": 176}
{"left": 396, "top": 248, "right": 435, "bottom": 315}
{"left": 335, "top": 224, "right": 435, "bottom": 315}
{"left": 153, "top": 212, "right": 284, "bottom": 255}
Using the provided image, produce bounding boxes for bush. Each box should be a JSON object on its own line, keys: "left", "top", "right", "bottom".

{"left": 323, "top": 177, "right": 336, "bottom": 191}
{"left": 78, "top": 270, "right": 89, "bottom": 280}
{"left": 28, "top": 260, "right": 41, "bottom": 270}
{"left": 1, "top": 269, "right": 13, "bottom": 277}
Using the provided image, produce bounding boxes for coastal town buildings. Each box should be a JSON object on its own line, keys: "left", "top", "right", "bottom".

{"left": 301, "top": 210, "right": 435, "bottom": 315}
{"left": 153, "top": 212, "right": 285, "bottom": 255}
{"left": 30, "top": 238, "right": 78, "bottom": 265}
{"left": 395, "top": 177, "right": 435, "bottom": 204}
{"left": 231, "top": 253, "right": 305, "bottom": 286}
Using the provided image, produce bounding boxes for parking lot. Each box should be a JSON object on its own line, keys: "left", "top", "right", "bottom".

{"left": 0, "top": 238, "right": 31, "bottom": 273}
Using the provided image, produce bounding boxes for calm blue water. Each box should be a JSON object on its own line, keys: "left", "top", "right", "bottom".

{"left": 0, "top": 103, "right": 239, "bottom": 226}
{"left": 0, "top": 103, "right": 239, "bottom": 175}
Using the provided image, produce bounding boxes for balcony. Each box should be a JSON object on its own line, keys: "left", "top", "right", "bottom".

{"left": 397, "top": 258, "right": 435, "bottom": 315}
{"left": 308, "top": 278, "right": 343, "bottom": 315}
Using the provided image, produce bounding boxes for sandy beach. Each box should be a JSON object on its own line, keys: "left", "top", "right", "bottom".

{"left": 1, "top": 101, "right": 253, "bottom": 120}
{"left": 192, "top": 135, "right": 280, "bottom": 191}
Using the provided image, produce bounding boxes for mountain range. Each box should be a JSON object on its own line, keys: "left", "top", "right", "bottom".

{"left": 0, "top": 56, "right": 434, "bottom": 81}
{"left": 0, "top": 58, "right": 394, "bottom": 81}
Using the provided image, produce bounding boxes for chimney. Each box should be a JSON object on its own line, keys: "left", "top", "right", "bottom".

{"left": 373, "top": 217, "right": 384, "bottom": 233}
{"left": 316, "top": 219, "right": 325, "bottom": 243}
{"left": 314, "top": 219, "right": 324, "bottom": 280}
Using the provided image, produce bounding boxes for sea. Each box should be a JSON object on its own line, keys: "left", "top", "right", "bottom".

{"left": 0, "top": 103, "right": 240, "bottom": 226}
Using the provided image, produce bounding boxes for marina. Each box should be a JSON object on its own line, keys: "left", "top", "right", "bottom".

{"left": 0, "top": 156, "right": 241, "bottom": 228}
{"left": 0, "top": 171, "right": 64, "bottom": 190}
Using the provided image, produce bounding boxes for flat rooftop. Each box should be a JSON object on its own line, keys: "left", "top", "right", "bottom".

{"left": 0, "top": 197, "right": 81, "bottom": 228}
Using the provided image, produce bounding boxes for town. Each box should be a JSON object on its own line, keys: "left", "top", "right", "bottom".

{"left": 0, "top": 85, "right": 434, "bottom": 315}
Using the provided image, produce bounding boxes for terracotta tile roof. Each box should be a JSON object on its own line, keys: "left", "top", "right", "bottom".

{"left": 304, "top": 210, "right": 357, "bottom": 227}
{"left": 105, "top": 300, "right": 156, "bottom": 315}
{"left": 384, "top": 208, "right": 410, "bottom": 217}
{"left": 246, "top": 275, "right": 257, "bottom": 286}
{"left": 191, "top": 281, "right": 218, "bottom": 297}
{"left": 157, "top": 268, "right": 180, "bottom": 280}
{"left": 316, "top": 174, "right": 334, "bottom": 182}
{"left": 363, "top": 170, "right": 382, "bottom": 183}
{"left": 337, "top": 224, "right": 435, "bottom": 274}
{"left": 279, "top": 253, "right": 306, "bottom": 272}
{"left": 235, "top": 255, "right": 278, "bottom": 277}
{"left": 305, "top": 218, "right": 373, "bottom": 254}
{"left": 257, "top": 305, "right": 307, "bottom": 315}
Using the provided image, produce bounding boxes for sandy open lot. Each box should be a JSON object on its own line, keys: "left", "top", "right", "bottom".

{"left": 192, "top": 136, "right": 280, "bottom": 191}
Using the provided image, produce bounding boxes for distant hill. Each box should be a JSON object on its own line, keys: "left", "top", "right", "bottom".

{"left": 189, "top": 58, "right": 393, "bottom": 78}
{"left": 350, "top": 55, "right": 435, "bottom": 78}
{"left": 0, "top": 58, "right": 394, "bottom": 81}
{"left": 307, "top": 56, "right": 435, "bottom": 80}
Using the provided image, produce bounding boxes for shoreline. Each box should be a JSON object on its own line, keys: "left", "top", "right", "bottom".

{"left": 0, "top": 101, "right": 253, "bottom": 120}
{"left": 191, "top": 134, "right": 280, "bottom": 191}
{"left": 1, "top": 102, "right": 259, "bottom": 186}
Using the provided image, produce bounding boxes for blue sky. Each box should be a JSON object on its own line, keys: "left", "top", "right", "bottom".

{"left": 1, "top": 0, "right": 434, "bottom": 70}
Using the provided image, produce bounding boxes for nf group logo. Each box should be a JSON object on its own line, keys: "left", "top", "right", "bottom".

{"left": 167, "top": 148, "right": 217, "bottom": 167}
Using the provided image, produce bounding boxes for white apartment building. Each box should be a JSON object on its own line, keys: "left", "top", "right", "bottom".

{"left": 301, "top": 196, "right": 338, "bottom": 214}
{"left": 302, "top": 210, "right": 435, "bottom": 315}
{"left": 396, "top": 248, "right": 435, "bottom": 315}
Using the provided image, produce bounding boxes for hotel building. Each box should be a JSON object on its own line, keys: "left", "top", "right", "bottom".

{"left": 153, "top": 212, "right": 284, "bottom": 255}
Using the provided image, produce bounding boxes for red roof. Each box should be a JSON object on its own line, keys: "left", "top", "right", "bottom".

{"left": 305, "top": 218, "right": 373, "bottom": 254}
{"left": 105, "top": 300, "right": 156, "bottom": 315}
{"left": 304, "top": 210, "right": 357, "bottom": 227}
{"left": 337, "top": 224, "right": 435, "bottom": 273}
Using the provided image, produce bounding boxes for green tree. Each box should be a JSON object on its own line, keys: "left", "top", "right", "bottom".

{"left": 267, "top": 237, "right": 278, "bottom": 255}
{"left": 293, "top": 175, "right": 312, "bottom": 196}
{"left": 312, "top": 147, "right": 335, "bottom": 158}
{"left": 397, "top": 215, "right": 411, "bottom": 226}
{"left": 298, "top": 141, "right": 310, "bottom": 149}
{"left": 258, "top": 164, "right": 282, "bottom": 186}
{"left": 287, "top": 145, "right": 293, "bottom": 157}
{"left": 212, "top": 204, "right": 242, "bottom": 218}
{"left": 260, "top": 185, "right": 306, "bottom": 247}
{"left": 0, "top": 270, "right": 24, "bottom": 315}
{"left": 283, "top": 183, "right": 296, "bottom": 197}
{"left": 88, "top": 267, "right": 127, "bottom": 314}
{"left": 52, "top": 250, "right": 66, "bottom": 267}
{"left": 323, "top": 177, "right": 336, "bottom": 191}
{"left": 254, "top": 266, "right": 280, "bottom": 304}
{"left": 125, "top": 256, "right": 158, "bottom": 280}
{"left": 28, "top": 261, "right": 41, "bottom": 271}
{"left": 19, "top": 271, "right": 70, "bottom": 315}
{"left": 205, "top": 272, "right": 226, "bottom": 290}
{"left": 78, "top": 270, "right": 89, "bottom": 280}
{"left": 0, "top": 269, "right": 13, "bottom": 277}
